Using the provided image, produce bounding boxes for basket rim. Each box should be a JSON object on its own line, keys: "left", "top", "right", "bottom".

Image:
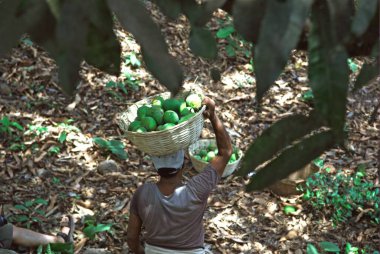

{"left": 188, "top": 138, "right": 243, "bottom": 166}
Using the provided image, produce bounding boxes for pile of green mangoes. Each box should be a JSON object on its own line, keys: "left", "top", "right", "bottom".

{"left": 128, "top": 94, "right": 203, "bottom": 133}
{"left": 193, "top": 144, "right": 240, "bottom": 164}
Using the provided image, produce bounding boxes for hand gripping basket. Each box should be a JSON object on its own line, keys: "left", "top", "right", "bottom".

{"left": 117, "top": 92, "right": 205, "bottom": 156}
{"left": 188, "top": 139, "right": 242, "bottom": 178}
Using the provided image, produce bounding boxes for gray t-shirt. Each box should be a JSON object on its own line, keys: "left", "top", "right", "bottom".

{"left": 130, "top": 165, "right": 220, "bottom": 250}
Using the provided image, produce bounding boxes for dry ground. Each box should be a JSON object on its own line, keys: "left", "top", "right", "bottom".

{"left": 0, "top": 4, "right": 379, "bottom": 254}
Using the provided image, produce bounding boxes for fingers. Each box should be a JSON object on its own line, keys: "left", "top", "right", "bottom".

{"left": 203, "top": 96, "right": 215, "bottom": 108}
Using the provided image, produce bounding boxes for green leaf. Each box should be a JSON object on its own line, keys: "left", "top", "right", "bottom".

{"left": 83, "top": 223, "right": 112, "bottom": 240}
{"left": 237, "top": 114, "right": 322, "bottom": 177}
{"left": 93, "top": 137, "right": 109, "bottom": 149}
{"left": 13, "top": 215, "right": 29, "bottom": 222}
{"left": 84, "top": 215, "right": 96, "bottom": 226}
{"left": 189, "top": 26, "right": 217, "bottom": 59}
{"left": 14, "top": 204, "right": 28, "bottom": 211}
{"left": 313, "top": 158, "right": 324, "bottom": 168}
{"left": 111, "top": 148, "right": 128, "bottom": 160}
{"left": 153, "top": 0, "right": 182, "bottom": 20}
{"left": 226, "top": 45, "right": 236, "bottom": 57}
{"left": 107, "top": 0, "right": 183, "bottom": 94}
{"left": 306, "top": 243, "right": 320, "bottom": 254}
{"left": 0, "top": 116, "right": 10, "bottom": 127}
{"left": 34, "top": 198, "right": 48, "bottom": 205}
{"left": 182, "top": 0, "right": 226, "bottom": 27}
{"left": 216, "top": 26, "right": 235, "bottom": 39}
{"left": 58, "top": 131, "right": 67, "bottom": 143}
{"left": 10, "top": 121, "right": 24, "bottom": 131}
{"left": 232, "top": 0, "right": 267, "bottom": 43}
{"left": 319, "top": 241, "right": 340, "bottom": 252}
{"left": 308, "top": 1, "right": 349, "bottom": 134}
{"left": 50, "top": 242, "right": 74, "bottom": 254}
{"left": 347, "top": 59, "right": 359, "bottom": 72}
{"left": 83, "top": 0, "right": 121, "bottom": 76}
{"left": 55, "top": 1, "right": 89, "bottom": 96}
{"left": 108, "top": 140, "right": 124, "bottom": 149}
{"left": 283, "top": 205, "right": 297, "bottom": 215}
{"left": 37, "top": 245, "right": 43, "bottom": 254}
{"left": 126, "top": 53, "right": 141, "bottom": 68}
{"left": 254, "top": 0, "right": 313, "bottom": 102}
{"left": 46, "top": 243, "right": 52, "bottom": 254}
{"left": 46, "top": 0, "right": 60, "bottom": 19}
{"left": 301, "top": 90, "right": 314, "bottom": 102}
{"left": 354, "top": 41, "right": 379, "bottom": 90}
{"left": 246, "top": 130, "right": 336, "bottom": 191}
{"left": 351, "top": 0, "right": 378, "bottom": 37}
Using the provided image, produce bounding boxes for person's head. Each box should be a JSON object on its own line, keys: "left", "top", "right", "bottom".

{"left": 151, "top": 150, "right": 185, "bottom": 178}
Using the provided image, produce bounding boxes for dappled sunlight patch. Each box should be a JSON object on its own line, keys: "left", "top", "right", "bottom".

{"left": 221, "top": 70, "right": 255, "bottom": 90}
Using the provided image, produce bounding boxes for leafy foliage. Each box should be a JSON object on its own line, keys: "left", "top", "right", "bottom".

{"left": 0, "top": 116, "right": 24, "bottom": 135}
{"left": 9, "top": 198, "right": 48, "bottom": 229}
{"left": 299, "top": 165, "right": 380, "bottom": 226}
{"left": 93, "top": 137, "right": 128, "bottom": 160}
{"left": 306, "top": 241, "right": 379, "bottom": 254}
{"left": 216, "top": 18, "right": 252, "bottom": 58}
{"left": 83, "top": 215, "right": 113, "bottom": 240}
{"left": 0, "top": 0, "right": 378, "bottom": 190}
{"left": 254, "top": 0, "right": 313, "bottom": 102}
{"left": 37, "top": 242, "right": 74, "bottom": 254}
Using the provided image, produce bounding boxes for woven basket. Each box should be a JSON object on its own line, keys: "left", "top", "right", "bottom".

{"left": 117, "top": 92, "right": 205, "bottom": 156}
{"left": 268, "top": 163, "right": 319, "bottom": 196}
{"left": 188, "top": 139, "right": 242, "bottom": 178}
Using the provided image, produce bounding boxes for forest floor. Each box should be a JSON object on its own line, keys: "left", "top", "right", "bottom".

{"left": 0, "top": 3, "right": 379, "bottom": 254}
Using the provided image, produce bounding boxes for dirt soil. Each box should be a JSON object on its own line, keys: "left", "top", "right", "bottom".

{"left": 0, "top": 3, "right": 379, "bottom": 254}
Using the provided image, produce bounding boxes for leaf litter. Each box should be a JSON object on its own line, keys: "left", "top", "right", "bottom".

{"left": 0, "top": 3, "right": 379, "bottom": 254}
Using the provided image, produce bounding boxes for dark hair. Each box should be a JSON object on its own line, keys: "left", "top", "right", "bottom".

{"left": 157, "top": 168, "right": 180, "bottom": 178}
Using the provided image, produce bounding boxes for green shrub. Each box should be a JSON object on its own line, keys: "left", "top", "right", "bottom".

{"left": 299, "top": 165, "right": 380, "bottom": 226}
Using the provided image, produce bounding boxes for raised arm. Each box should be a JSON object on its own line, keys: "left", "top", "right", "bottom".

{"left": 203, "top": 97, "right": 233, "bottom": 177}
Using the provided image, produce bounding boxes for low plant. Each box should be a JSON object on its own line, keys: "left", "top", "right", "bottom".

{"left": 105, "top": 80, "right": 129, "bottom": 100}
{"left": 24, "top": 124, "right": 48, "bottom": 137}
{"left": 347, "top": 58, "right": 359, "bottom": 73}
{"left": 93, "top": 137, "right": 128, "bottom": 160}
{"left": 123, "top": 71, "right": 140, "bottom": 91}
{"left": 124, "top": 52, "right": 141, "bottom": 68}
{"left": 9, "top": 198, "right": 48, "bottom": 229}
{"left": 48, "top": 145, "right": 61, "bottom": 156}
{"left": 301, "top": 90, "right": 314, "bottom": 103}
{"left": 83, "top": 215, "right": 113, "bottom": 240}
{"left": 0, "top": 116, "right": 23, "bottom": 135}
{"left": 307, "top": 241, "right": 379, "bottom": 254}
{"left": 215, "top": 18, "right": 252, "bottom": 58}
{"left": 37, "top": 242, "right": 74, "bottom": 254}
{"left": 299, "top": 165, "right": 380, "bottom": 226}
